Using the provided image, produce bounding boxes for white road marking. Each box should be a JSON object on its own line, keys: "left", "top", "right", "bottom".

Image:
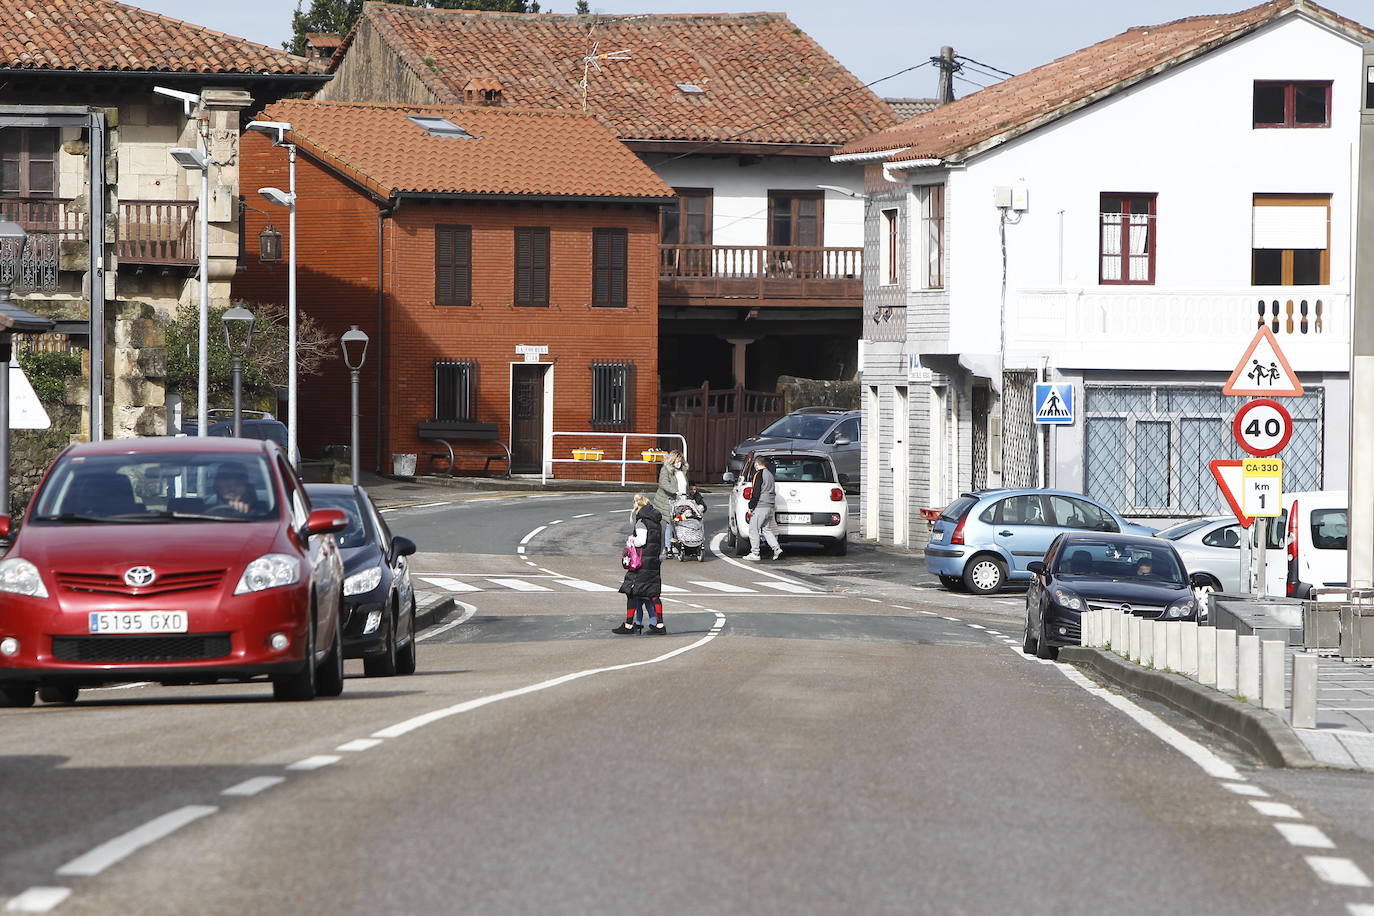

{"left": 1274, "top": 823, "right": 1335, "bottom": 849}
{"left": 860, "top": 597, "right": 882, "bottom": 603}
{"left": 1222, "top": 782, "right": 1269, "bottom": 797}
{"left": 418, "top": 576, "right": 480, "bottom": 592}
{"left": 416, "top": 601, "right": 477, "bottom": 642}
{"left": 941, "top": 616, "right": 960, "bottom": 621}
{"left": 547, "top": 519, "right": 563, "bottom": 525}
{"left": 1306, "top": 857, "right": 1372, "bottom": 887}
{"left": 373, "top": 612, "right": 729, "bottom": 740}
{"left": 894, "top": 605, "right": 912, "bottom": 610}
{"left": 221, "top": 776, "right": 286, "bottom": 797}
{"left": 3, "top": 888, "right": 71, "bottom": 913}
{"left": 557, "top": 579, "right": 616, "bottom": 592}
{"left": 337, "top": 738, "right": 383, "bottom": 752}
{"left": 384, "top": 501, "right": 452, "bottom": 511}
{"left": 486, "top": 578, "right": 551, "bottom": 592}
{"left": 57, "top": 805, "right": 219, "bottom": 876}
{"left": 967, "top": 624, "right": 986, "bottom": 630}
{"left": 707, "top": 532, "right": 816, "bottom": 588}
{"left": 516, "top": 546, "right": 526, "bottom": 555}
{"left": 660, "top": 585, "right": 688, "bottom": 593}
{"left": 690, "top": 581, "right": 756, "bottom": 594}
{"left": 287, "top": 755, "right": 341, "bottom": 771}
{"left": 1250, "top": 801, "right": 1303, "bottom": 819}
{"left": 1347, "top": 904, "right": 1374, "bottom": 915}
{"left": 756, "top": 581, "right": 817, "bottom": 594}
{"left": 524, "top": 561, "right": 537, "bottom": 567}
{"left": 573, "top": 513, "right": 594, "bottom": 519}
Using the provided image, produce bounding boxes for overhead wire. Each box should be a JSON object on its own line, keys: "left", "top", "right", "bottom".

{"left": 954, "top": 54, "right": 1015, "bottom": 78}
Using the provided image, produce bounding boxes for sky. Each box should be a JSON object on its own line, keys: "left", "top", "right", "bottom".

{"left": 134, "top": 0, "right": 1364, "bottom": 100}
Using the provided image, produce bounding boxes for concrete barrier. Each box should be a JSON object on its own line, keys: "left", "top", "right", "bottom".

{"left": 1152, "top": 621, "right": 1167, "bottom": 669}
{"left": 1141, "top": 617, "right": 1155, "bottom": 668}
{"left": 1238, "top": 634, "right": 1260, "bottom": 704}
{"left": 1217, "top": 628, "right": 1238, "bottom": 693}
{"left": 1166, "top": 622, "right": 1183, "bottom": 672}
{"left": 1128, "top": 615, "right": 1141, "bottom": 662}
{"left": 1261, "top": 639, "right": 1285, "bottom": 711}
{"left": 1198, "top": 626, "right": 1217, "bottom": 687}
{"left": 1115, "top": 611, "right": 1128, "bottom": 658}
{"left": 1180, "top": 621, "right": 1199, "bottom": 677}
{"left": 1292, "top": 652, "right": 1318, "bottom": 729}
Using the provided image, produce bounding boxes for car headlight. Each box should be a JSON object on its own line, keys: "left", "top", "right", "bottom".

{"left": 0, "top": 558, "right": 47, "bottom": 598}
{"left": 234, "top": 554, "right": 301, "bottom": 594}
{"left": 343, "top": 565, "right": 383, "bottom": 597}
{"left": 1166, "top": 597, "right": 1196, "bottom": 619}
{"left": 1050, "top": 586, "right": 1084, "bottom": 611}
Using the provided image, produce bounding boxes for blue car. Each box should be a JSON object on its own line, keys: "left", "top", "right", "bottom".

{"left": 924, "top": 488, "right": 1156, "bottom": 595}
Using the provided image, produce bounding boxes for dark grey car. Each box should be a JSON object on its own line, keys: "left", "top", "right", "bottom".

{"left": 727, "top": 407, "right": 861, "bottom": 487}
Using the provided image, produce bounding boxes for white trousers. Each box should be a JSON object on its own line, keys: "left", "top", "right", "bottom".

{"left": 748, "top": 505, "right": 781, "bottom": 555}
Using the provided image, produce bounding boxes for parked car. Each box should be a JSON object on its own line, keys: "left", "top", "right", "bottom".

{"left": 304, "top": 483, "right": 418, "bottom": 677}
{"left": 0, "top": 437, "right": 347, "bottom": 706}
{"left": 1023, "top": 532, "right": 1208, "bottom": 660}
{"left": 1279, "top": 490, "right": 1347, "bottom": 598}
{"left": 924, "top": 488, "right": 1157, "bottom": 594}
{"left": 722, "top": 450, "right": 849, "bottom": 556}
{"left": 1153, "top": 516, "right": 1249, "bottom": 594}
{"left": 728, "top": 407, "right": 861, "bottom": 487}
{"left": 182, "top": 409, "right": 289, "bottom": 449}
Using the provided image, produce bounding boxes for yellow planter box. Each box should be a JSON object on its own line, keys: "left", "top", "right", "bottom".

{"left": 641, "top": 450, "right": 667, "bottom": 462}
{"left": 571, "top": 448, "right": 605, "bottom": 461}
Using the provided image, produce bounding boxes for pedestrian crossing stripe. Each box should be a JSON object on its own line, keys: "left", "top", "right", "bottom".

{"left": 417, "top": 575, "right": 820, "bottom": 596}
{"left": 1033, "top": 383, "right": 1074, "bottom": 425}
{"left": 688, "top": 580, "right": 753, "bottom": 593}
{"left": 416, "top": 576, "right": 481, "bottom": 592}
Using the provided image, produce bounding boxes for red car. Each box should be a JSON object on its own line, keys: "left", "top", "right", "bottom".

{"left": 0, "top": 437, "right": 348, "bottom": 705}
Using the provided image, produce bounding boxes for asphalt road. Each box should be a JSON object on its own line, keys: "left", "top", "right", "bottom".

{"left": 6, "top": 490, "right": 1374, "bottom": 914}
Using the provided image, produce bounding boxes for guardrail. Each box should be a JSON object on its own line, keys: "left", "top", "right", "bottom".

{"left": 544, "top": 431, "right": 687, "bottom": 486}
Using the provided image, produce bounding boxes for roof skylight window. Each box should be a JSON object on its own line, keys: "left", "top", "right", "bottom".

{"left": 676, "top": 83, "right": 706, "bottom": 95}
{"left": 407, "top": 115, "right": 477, "bottom": 139}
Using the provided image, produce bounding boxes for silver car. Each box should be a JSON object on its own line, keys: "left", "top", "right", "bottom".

{"left": 1153, "top": 516, "right": 1252, "bottom": 594}
{"left": 727, "top": 407, "right": 861, "bottom": 488}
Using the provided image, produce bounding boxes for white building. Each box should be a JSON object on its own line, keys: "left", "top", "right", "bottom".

{"left": 835, "top": 0, "right": 1368, "bottom": 546}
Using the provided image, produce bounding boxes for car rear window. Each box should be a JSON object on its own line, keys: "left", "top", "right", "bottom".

{"left": 32, "top": 452, "right": 278, "bottom": 522}
{"left": 1311, "top": 508, "right": 1348, "bottom": 550}
{"left": 940, "top": 496, "right": 978, "bottom": 522}
{"left": 1155, "top": 519, "right": 1211, "bottom": 541}
{"left": 759, "top": 414, "right": 841, "bottom": 440}
{"left": 768, "top": 456, "right": 836, "bottom": 483}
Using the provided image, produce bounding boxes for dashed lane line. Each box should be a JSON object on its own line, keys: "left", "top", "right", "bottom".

{"left": 337, "top": 738, "right": 383, "bottom": 752}
{"left": 2, "top": 888, "right": 71, "bottom": 913}
{"left": 56, "top": 805, "right": 219, "bottom": 877}
{"left": 287, "top": 756, "right": 341, "bottom": 771}
{"left": 572, "top": 513, "right": 594, "bottom": 519}
{"left": 221, "top": 777, "right": 285, "bottom": 797}
{"left": 1274, "top": 824, "right": 1336, "bottom": 849}
{"left": 1222, "top": 782, "right": 1269, "bottom": 797}
{"left": 1306, "top": 857, "right": 1373, "bottom": 888}
{"left": 1251, "top": 801, "right": 1304, "bottom": 819}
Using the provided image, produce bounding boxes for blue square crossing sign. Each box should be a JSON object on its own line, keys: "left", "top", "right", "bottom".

{"left": 1033, "top": 383, "right": 1074, "bottom": 426}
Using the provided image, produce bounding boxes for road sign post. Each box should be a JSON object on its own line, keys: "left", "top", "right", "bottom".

{"left": 1243, "top": 458, "right": 1282, "bottom": 600}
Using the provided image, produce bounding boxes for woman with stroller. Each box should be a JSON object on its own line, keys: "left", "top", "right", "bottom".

{"left": 653, "top": 450, "right": 689, "bottom": 558}
{"left": 613, "top": 494, "right": 667, "bottom": 635}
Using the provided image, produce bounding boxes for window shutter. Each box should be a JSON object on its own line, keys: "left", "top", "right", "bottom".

{"left": 453, "top": 226, "right": 471, "bottom": 305}
{"left": 435, "top": 227, "right": 454, "bottom": 305}
{"left": 593, "top": 229, "right": 610, "bottom": 305}
{"left": 515, "top": 229, "right": 532, "bottom": 305}
{"left": 610, "top": 229, "right": 627, "bottom": 306}
{"left": 532, "top": 228, "right": 549, "bottom": 306}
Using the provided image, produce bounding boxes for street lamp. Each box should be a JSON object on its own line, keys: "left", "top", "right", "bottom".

{"left": 245, "top": 120, "right": 299, "bottom": 466}
{"left": 0, "top": 221, "right": 53, "bottom": 515}
{"left": 340, "top": 325, "right": 369, "bottom": 485}
{"left": 221, "top": 306, "right": 256, "bottom": 437}
{"left": 168, "top": 142, "right": 210, "bottom": 438}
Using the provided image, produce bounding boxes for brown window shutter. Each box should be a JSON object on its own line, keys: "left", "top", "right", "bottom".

{"left": 610, "top": 229, "right": 627, "bottom": 305}
{"left": 515, "top": 228, "right": 532, "bottom": 305}
{"left": 435, "top": 227, "right": 454, "bottom": 305}
{"left": 453, "top": 226, "right": 471, "bottom": 305}
{"left": 532, "top": 227, "right": 549, "bottom": 306}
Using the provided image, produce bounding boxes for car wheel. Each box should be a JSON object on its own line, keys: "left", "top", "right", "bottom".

{"left": 1035, "top": 610, "right": 1059, "bottom": 660}
{"left": 363, "top": 602, "right": 400, "bottom": 678}
{"left": 316, "top": 615, "right": 345, "bottom": 698}
{"left": 730, "top": 521, "right": 750, "bottom": 557}
{"left": 826, "top": 537, "right": 848, "bottom": 556}
{"left": 38, "top": 684, "right": 79, "bottom": 704}
{"left": 938, "top": 575, "right": 965, "bottom": 592}
{"left": 273, "top": 614, "right": 318, "bottom": 702}
{"left": 0, "top": 685, "right": 35, "bottom": 707}
{"left": 1021, "top": 613, "right": 1039, "bottom": 655}
{"left": 964, "top": 555, "right": 1006, "bottom": 595}
{"left": 396, "top": 598, "right": 418, "bottom": 676}
{"left": 724, "top": 523, "right": 736, "bottom": 554}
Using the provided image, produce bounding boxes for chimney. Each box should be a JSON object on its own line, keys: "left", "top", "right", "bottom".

{"left": 464, "top": 77, "right": 504, "bottom": 107}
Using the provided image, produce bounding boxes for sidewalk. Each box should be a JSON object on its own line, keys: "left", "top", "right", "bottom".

{"left": 1282, "top": 646, "right": 1374, "bottom": 770}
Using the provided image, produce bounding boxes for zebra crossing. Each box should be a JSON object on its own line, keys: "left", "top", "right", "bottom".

{"left": 416, "top": 574, "right": 822, "bottom": 597}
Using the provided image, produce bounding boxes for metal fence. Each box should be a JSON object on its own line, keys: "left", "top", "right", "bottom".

{"left": 1002, "top": 371, "right": 1038, "bottom": 488}
{"left": 1083, "top": 384, "right": 1323, "bottom": 518}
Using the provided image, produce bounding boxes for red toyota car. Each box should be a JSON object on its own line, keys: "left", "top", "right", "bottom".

{"left": 0, "top": 437, "right": 348, "bottom": 705}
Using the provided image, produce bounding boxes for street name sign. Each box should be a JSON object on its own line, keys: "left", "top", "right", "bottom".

{"left": 1242, "top": 457, "right": 1283, "bottom": 517}
{"left": 1033, "top": 383, "right": 1074, "bottom": 425}
{"left": 1222, "top": 325, "right": 1303, "bottom": 397}
{"left": 1209, "top": 459, "right": 1253, "bottom": 528}
{"left": 1232, "top": 397, "right": 1293, "bottom": 457}
{"left": 515, "top": 344, "right": 548, "bottom": 363}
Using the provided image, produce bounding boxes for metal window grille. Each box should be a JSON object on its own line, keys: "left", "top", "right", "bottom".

{"left": 1083, "top": 384, "right": 1324, "bottom": 517}
{"left": 1001, "top": 371, "right": 1038, "bottom": 488}
{"left": 971, "top": 387, "right": 989, "bottom": 490}
{"left": 434, "top": 360, "right": 476, "bottom": 422}
{"left": 591, "top": 361, "right": 632, "bottom": 429}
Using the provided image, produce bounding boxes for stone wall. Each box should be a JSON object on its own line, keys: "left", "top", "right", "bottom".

{"left": 9, "top": 403, "right": 81, "bottom": 518}
{"left": 776, "top": 375, "right": 860, "bottom": 414}
{"left": 109, "top": 301, "right": 167, "bottom": 437}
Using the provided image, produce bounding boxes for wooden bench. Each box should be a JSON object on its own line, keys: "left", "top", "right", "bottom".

{"left": 418, "top": 421, "right": 512, "bottom": 478}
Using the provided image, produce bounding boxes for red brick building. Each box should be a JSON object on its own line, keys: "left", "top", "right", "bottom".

{"left": 235, "top": 99, "right": 672, "bottom": 478}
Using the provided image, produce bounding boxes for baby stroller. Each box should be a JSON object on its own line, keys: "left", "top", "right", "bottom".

{"left": 671, "top": 499, "right": 706, "bottom": 562}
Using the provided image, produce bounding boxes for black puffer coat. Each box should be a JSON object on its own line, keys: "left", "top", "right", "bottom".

{"left": 619, "top": 505, "right": 663, "bottom": 598}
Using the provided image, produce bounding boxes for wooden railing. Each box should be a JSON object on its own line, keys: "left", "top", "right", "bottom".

{"left": 659, "top": 243, "right": 862, "bottom": 305}
{"left": 0, "top": 196, "right": 197, "bottom": 266}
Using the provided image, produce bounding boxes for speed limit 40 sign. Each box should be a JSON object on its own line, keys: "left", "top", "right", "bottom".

{"left": 1233, "top": 397, "right": 1292, "bottom": 457}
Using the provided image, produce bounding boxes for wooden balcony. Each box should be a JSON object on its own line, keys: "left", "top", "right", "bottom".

{"left": 659, "top": 244, "right": 862, "bottom": 307}
{"left": 0, "top": 196, "right": 197, "bottom": 266}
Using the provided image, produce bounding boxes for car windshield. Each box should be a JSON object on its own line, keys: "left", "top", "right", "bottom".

{"left": 1053, "top": 541, "right": 1185, "bottom": 585}
{"left": 767, "top": 456, "right": 836, "bottom": 483}
{"left": 32, "top": 452, "right": 278, "bottom": 523}
{"left": 1154, "top": 519, "right": 1212, "bottom": 541}
{"left": 758, "top": 414, "right": 840, "bottom": 441}
{"left": 306, "top": 491, "right": 371, "bottom": 548}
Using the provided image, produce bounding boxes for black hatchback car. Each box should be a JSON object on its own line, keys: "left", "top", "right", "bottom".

{"left": 304, "top": 484, "right": 418, "bottom": 677}
{"left": 1022, "top": 533, "right": 1208, "bottom": 660}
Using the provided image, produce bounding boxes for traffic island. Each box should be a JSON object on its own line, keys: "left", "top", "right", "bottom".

{"left": 414, "top": 591, "right": 457, "bottom": 631}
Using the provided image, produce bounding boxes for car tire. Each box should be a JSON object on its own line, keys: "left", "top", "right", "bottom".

{"left": 363, "top": 602, "right": 400, "bottom": 678}
{"left": 273, "top": 614, "right": 317, "bottom": 702}
{"left": 1035, "top": 610, "right": 1059, "bottom": 660}
{"left": 729, "top": 522, "right": 749, "bottom": 557}
{"left": 963, "top": 555, "right": 1006, "bottom": 595}
{"left": 38, "top": 684, "right": 78, "bottom": 704}
{"left": 396, "top": 598, "right": 418, "bottom": 676}
{"left": 0, "top": 685, "right": 36, "bottom": 707}
{"left": 826, "top": 537, "right": 848, "bottom": 556}
{"left": 316, "top": 615, "right": 345, "bottom": 698}
{"left": 938, "top": 575, "right": 965, "bottom": 592}
{"left": 1021, "top": 613, "right": 1039, "bottom": 655}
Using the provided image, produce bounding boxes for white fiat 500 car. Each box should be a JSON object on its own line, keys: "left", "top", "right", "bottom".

{"left": 722, "top": 450, "right": 849, "bottom": 556}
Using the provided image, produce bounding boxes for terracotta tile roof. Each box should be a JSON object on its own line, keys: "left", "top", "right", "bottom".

{"left": 0, "top": 0, "right": 324, "bottom": 74}
{"left": 345, "top": 3, "right": 897, "bottom": 146}
{"left": 261, "top": 99, "right": 673, "bottom": 201}
{"left": 840, "top": 0, "right": 1373, "bottom": 162}
{"left": 884, "top": 97, "right": 938, "bottom": 120}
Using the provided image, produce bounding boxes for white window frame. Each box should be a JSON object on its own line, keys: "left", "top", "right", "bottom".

{"left": 880, "top": 208, "right": 898, "bottom": 287}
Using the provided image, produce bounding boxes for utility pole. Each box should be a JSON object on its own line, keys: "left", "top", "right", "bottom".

{"left": 935, "top": 46, "right": 956, "bottom": 105}
{"left": 1350, "top": 44, "right": 1374, "bottom": 590}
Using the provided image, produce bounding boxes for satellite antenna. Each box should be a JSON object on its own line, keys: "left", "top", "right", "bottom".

{"left": 580, "top": 38, "right": 632, "bottom": 111}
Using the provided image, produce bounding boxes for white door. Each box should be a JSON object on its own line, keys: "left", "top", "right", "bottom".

{"left": 865, "top": 385, "right": 880, "bottom": 540}
{"left": 892, "top": 386, "right": 909, "bottom": 546}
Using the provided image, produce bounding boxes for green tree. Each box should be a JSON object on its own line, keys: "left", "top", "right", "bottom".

{"left": 287, "top": 0, "right": 541, "bottom": 55}
{"left": 575, "top": 0, "right": 589, "bottom": 12}
{"left": 162, "top": 301, "right": 336, "bottom": 420}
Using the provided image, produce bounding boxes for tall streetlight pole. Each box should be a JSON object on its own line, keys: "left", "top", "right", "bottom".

{"left": 0, "top": 222, "right": 53, "bottom": 513}
{"left": 341, "top": 325, "right": 369, "bottom": 485}
{"left": 1351, "top": 45, "right": 1374, "bottom": 590}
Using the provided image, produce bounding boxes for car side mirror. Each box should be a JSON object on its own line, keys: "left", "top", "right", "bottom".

{"left": 833, "top": 436, "right": 851, "bottom": 446}
{"left": 722, "top": 471, "right": 736, "bottom": 484}
{"left": 0, "top": 515, "right": 10, "bottom": 539}
{"left": 1189, "top": 572, "right": 1213, "bottom": 589}
{"left": 838, "top": 473, "right": 851, "bottom": 486}
{"left": 392, "top": 535, "right": 417, "bottom": 557}
{"left": 304, "top": 508, "right": 348, "bottom": 537}
{"left": 1027, "top": 560, "right": 1046, "bottom": 576}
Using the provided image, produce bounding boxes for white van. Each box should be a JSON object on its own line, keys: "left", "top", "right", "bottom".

{"left": 1250, "top": 490, "right": 1346, "bottom": 598}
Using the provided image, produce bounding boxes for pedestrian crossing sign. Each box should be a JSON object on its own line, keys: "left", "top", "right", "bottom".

{"left": 1033, "top": 383, "right": 1074, "bottom": 425}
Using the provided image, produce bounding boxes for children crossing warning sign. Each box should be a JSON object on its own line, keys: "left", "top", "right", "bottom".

{"left": 1033, "top": 383, "right": 1074, "bottom": 425}
{"left": 1222, "top": 325, "right": 1303, "bottom": 397}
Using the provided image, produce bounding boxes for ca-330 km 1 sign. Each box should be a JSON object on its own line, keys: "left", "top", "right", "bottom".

{"left": 1232, "top": 397, "right": 1292, "bottom": 457}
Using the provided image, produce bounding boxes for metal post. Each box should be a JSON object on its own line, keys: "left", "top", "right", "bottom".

{"left": 621, "top": 433, "right": 628, "bottom": 487}
{"left": 196, "top": 127, "right": 209, "bottom": 438}
{"left": 1351, "top": 44, "right": 1374, "bottom": 589}
{"left": 87, "top": 111, "right": 106, "bottom": 442}
{"left": 231, "top": 357, "right": 243, "bottom": 437}
{"left": 287, "top": 144, "right": 298, "bottom": 465}
{"left": 0, "top": 336, "right": 10, "bottom": 514}
{"left": 1254, "top": 518, "right": 1268, "bottom": 600}
{"left": 350, "top": 368, "right": 360, "bottom": 485}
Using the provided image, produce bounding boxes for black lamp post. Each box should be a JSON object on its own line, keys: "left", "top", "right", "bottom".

{"left": 221, "top": 306, "right": 256, "bottom": 438}
{"left": 340, "top": 325, "right": 369, "bottom": 484}
{"left": 0, "top": 221, "right": 53, "bottom": 516}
